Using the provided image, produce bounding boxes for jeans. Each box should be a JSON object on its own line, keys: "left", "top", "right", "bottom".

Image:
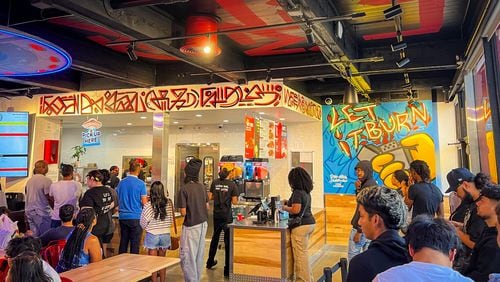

{"left": 180, "top": 221, "right": 208, "bottom": 282}
{"left": 26, "top": 210, "right": 51, "bottom": 237}
{"left": 291, "top": 224, "right": 315, "bottom": 282}
{"left": 347, "top": 228, "right": 370, "bottom": 262}
{"left": 118, "top": 219, "right": 142, "bottom": 254}
{"left": 207, "top": 217, "right": 230, "bottom": 273}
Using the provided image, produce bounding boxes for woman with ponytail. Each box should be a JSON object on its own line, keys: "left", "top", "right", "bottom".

{"left": 140, "top": 181, "right": 173, "bottom": 282}
{"left": 56, "top": 208, "right": 102, "bottom": 272}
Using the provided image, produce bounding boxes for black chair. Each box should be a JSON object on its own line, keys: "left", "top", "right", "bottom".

{"left": 317, "top": 258, "right": 347, "bottom": 282}
{"left": 6, "top": 193, "right": 25, "bottom": 211}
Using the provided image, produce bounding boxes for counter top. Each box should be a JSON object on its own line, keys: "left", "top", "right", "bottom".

{"left": 229, "top": 218, "right": 288, "bottom": 230}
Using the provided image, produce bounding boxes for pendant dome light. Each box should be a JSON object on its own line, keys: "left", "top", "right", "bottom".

{"left": 180, "top": 15, "right": 221, "bottom": 57}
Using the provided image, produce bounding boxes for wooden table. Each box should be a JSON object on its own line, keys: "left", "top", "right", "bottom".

{"left": 60, "top": 254, "right": 180, "bottom": 282}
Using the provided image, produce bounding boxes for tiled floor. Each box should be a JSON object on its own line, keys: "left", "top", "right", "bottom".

{"left": 165, "top": 242, "right": 347, "bottom": 282}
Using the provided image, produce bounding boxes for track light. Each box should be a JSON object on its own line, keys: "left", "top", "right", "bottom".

{"left": 305, "top": 28, "right": 315, "bottom": 45}
{"left": 23, "top": 89, "right": 33, "bottom": 99}
{"left": 345, "top": 67, "right": 352, "bottom": 78}
{"left": 126, "top": 42, "right": 138, "bottom": 61}
{"left": 265, "top": 69, "right": 272, "bottom": 82}
{"left": 237, "top": 78, "right": 247, "bottom": 85}
{"left": 391, "top": 41, "right": 407, "bottom": 52}
{"left": 396, "top": 57, "right": 410, "bottom": 68}
{"left": 383, "top": 4, "right": 402, "bottom": 20}
{"left": 207, "top": 73, "right": 214, "bottom": 85}
{"left": 401, "top": 82, "right": 412, "bottom": 89}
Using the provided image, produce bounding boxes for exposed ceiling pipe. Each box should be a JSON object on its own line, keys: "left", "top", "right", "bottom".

{"left": 109, "top": 0, "right": 190, "bottom": 10}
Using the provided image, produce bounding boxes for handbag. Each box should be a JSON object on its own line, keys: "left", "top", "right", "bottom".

{"left": 287, "top": 196, "right": 310, "bottom": 230}
{"left": 168, "top": 199, "right": 180, "bottom": 250}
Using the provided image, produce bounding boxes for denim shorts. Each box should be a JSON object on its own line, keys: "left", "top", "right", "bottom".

{"left": 143, "top": 232, "right": 171, "bottom": 249}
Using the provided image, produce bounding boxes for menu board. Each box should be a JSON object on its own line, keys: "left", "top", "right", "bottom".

{"left": 0, "top": 112, "right": 29, "bottom": 177}
{"left": 245, "top": 116, "right": 287, "bottom": 159}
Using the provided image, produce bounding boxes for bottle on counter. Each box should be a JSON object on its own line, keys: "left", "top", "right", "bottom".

{"left": 274, "top": 201, "right": 281, "bottom": 222}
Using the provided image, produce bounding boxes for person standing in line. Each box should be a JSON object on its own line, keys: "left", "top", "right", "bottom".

{"left": 374, "top": 215, "right": 472, "bottom": 281}
{"left": 348, "top": 160, "right": 377, "bottom": 262}
{"left": 281, "top": 167, "right": 316, "bottom": 282}
{"left": 463, "top": 184, "right": 500, "bottom": 281}
{"left": 407, "top": 160, "right": 444, "bottom": 219}
{"left": 108, "top": 165, "right": 120, "bottom": 189}
{"left": 25, "top": 160, "right": 53, "bottom": 237}
{"left": 347, "top": 186, "right": 410, "bottom": 282}
{"left": 98, "top": 169, "right": 119, "bottom": 257}
{"left": 140, "top": 181, "right": 174, "bottom": 282}
{"left": 48, "top": 164, "right": 82, "bottom": 228}
{"left": 79, "top": 170, "right": 115, "bottom": 255}
{"left": 116, "top": 161, "right": 147, "bottom": 254}
{"left": 178, "top": 158, "right": 208, "bottom": 282}
{"left": 206, "top": 168, "right": 238, "bottom": 278}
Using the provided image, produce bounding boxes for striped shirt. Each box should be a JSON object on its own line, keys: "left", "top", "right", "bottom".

{"left": 140, "top": 200, "right": 173, "bottom": 235}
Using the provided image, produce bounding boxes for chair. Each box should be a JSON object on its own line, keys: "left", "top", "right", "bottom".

{"left": 41, "top": 240, "right": 66, "bottom": 269}
{"left": 0, "top": 257, "right": 9, "bottom": 282}
{"left": 60, "top": 277, "right": 73, "bottom": 282}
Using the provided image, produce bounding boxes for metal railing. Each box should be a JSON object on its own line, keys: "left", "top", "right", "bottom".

{"left": 316, "top": 258, "right": 348, "bottom": 282}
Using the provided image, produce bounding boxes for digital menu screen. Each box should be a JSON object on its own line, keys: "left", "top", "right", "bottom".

{"left": 0, "top": 112, "right": 29, "bottom": 177}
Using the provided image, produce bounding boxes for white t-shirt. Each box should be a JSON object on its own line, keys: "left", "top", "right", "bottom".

{"left": 49, "top": 180, "right": 82, "bottom": 220}
{"left": 42, "top": 260, "right": 61, "bottom": 282}
{"left": 373, "top": 261, "right": 473, "bottom": 282}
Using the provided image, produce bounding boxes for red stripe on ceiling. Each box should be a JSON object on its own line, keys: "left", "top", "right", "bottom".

{"left": 0, "top": 133, "right": 28, "bottom": 136}
{"left": 362, "top": 0, "right": 445, "bottom": 40}
{"left": 0, "top": 168, "right": 27, "bottom": 171}
{"left": 216, "top": 0, "right": 310, "bottom": 56}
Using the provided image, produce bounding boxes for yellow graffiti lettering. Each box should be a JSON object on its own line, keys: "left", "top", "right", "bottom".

{"left": 379, "top": 116, "right": 397, "bottom": 133}
{"left": 346, "top": 128, "right": 364, "bottom": 151}
{"left": 342, "top": 105, "right": 364, "bottom": 123}
{"left": 411, "top": 103, "right": 429, "bottom": 125}
{"left": 354, "top": 104, "right": 377, "bottom": 120}
{"left": 396, "top": 113, "right": 410, "bottom": 131}
{"left": 365, "top": 122, "right": 382, "bottom": 140}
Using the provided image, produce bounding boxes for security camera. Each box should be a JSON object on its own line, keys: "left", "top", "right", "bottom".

{"left": 218, "top": 124, "right": 223, "bottom": 129}
{"left": 178, "top": 125, "right": 184, "bottom": 130}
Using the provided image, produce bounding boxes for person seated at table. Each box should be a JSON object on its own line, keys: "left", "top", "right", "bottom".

{"left": 39, "top": 204, "right": 75, "bottom": 246}
{"left": 7, "top": 250, "right": 52, "bottom": 282}
{"left": 56, "top": 208, "right": 102, "bottom": 273}
{"left": 5, "top": 237, "right": 60, "bottom": 282}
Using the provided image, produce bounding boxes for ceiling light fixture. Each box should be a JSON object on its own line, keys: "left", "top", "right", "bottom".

{"left": 23, "top": 89, "right": 33, "bottom": 99}
{"left": 140, "top": 116, "right": 147, "bottom": 119}
{"left": 391, "top": 41, "right": 407, "bottom": 52}
{"left": 126, "top": 42, "right": 138, "bottom": 61}
{"left": 195, "top": 114, "right": 203, "bottom": 117}
{"left": 305, "top": 27, "right": 315, "bottom": 45}
{"left": 258, "top": 112, "right": 265, "bottom": 115}
{"left": 223, "top": 120, "right": 229, "bottom": 123}
{"left": 383, "top": 4, "right": 402, "bottom": 20}
{"left": 126, "top": 122, "right": 132, "bottom": 126}
{"left": 343, "top": 85, "right": 359, "bottom": 104}
{"left": 173, "top": 121, "right": 179, "bottom": 124}
{"left": 324, "top": 97, "right": 333, "bottom": 105}
{"left": 265, "top": 69, "right": 272, "bottom": 82}
{"left": 207, "top": 73, "right": 214, "bottom": 85}
{"left": 396, "top": 57, "right": 410, "bottom": 68}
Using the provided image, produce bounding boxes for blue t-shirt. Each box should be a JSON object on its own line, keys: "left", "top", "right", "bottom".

{"left": 117, "top": 176, "right": 147, "bottom": 220}
{"left": 374, "top": 261, "right": 473, "bottom": 282}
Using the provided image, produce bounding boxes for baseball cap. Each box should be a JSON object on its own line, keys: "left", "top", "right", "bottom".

{"left": 446, "top": 168, "right": 474, "bottom": 193}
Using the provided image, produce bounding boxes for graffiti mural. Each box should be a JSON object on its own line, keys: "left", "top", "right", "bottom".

{"left": 323, "top": 100, "right": 439, "bottom": 194}
{"left": 38, "top": 83, "right": 284, "bottom": 116}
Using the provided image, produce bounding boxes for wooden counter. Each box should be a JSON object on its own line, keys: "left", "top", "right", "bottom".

{"left": 229, "top": 208, "right": 326, "bottom": 281}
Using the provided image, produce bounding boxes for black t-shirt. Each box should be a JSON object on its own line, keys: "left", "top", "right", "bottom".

{"left": 210, "top": 179, "right": 238, "bottom": 221}
{"left": 39, "top": 226, "right": 74, "bottom": 246}
{"left": 80, "top": 186, "right": 114, "bottom": 236}
{"left": 288, "top": 189, "right": 315, "bottom": 226}
{"left": 408, "top": 182, "right": 443, "bottom": 219}
{"left": 463, "top": 201, "right": 487, "bottom": 243}
{"left": 178, "top": 181, "right": 208, "bottom": 227}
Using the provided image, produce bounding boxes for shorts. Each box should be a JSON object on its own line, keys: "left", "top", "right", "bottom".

{"left": 143, "top": 232, "right": 171, "bottom": 250}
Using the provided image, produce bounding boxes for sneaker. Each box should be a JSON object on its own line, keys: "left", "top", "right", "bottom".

{"left": 206, "top": 259, "right": 217, "bottom": 269}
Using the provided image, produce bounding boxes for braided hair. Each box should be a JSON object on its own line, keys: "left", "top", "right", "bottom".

{"left": 288, "top": 167, "right": 313, "bottom": 193}
{"left": 150, "top": 181, "right": 168, "bottom": 221}
{"left": 57, "top": 208, "right": 96, "bottom": 272}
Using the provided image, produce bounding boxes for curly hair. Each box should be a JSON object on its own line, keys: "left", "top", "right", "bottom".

{"left": 357, "top": 186, "right": 407, "bottom": 230}
{"left": 288, "top": 167, "right": 313, "bottom": 193}
{"left": 473, "top": 172, "right": 490, "bottom": 190}
{"left": 410, "top": 160, "right": 431, "bottom": 182}
{"left": 393, "top": 170, "right": 409, "bottom": 186}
